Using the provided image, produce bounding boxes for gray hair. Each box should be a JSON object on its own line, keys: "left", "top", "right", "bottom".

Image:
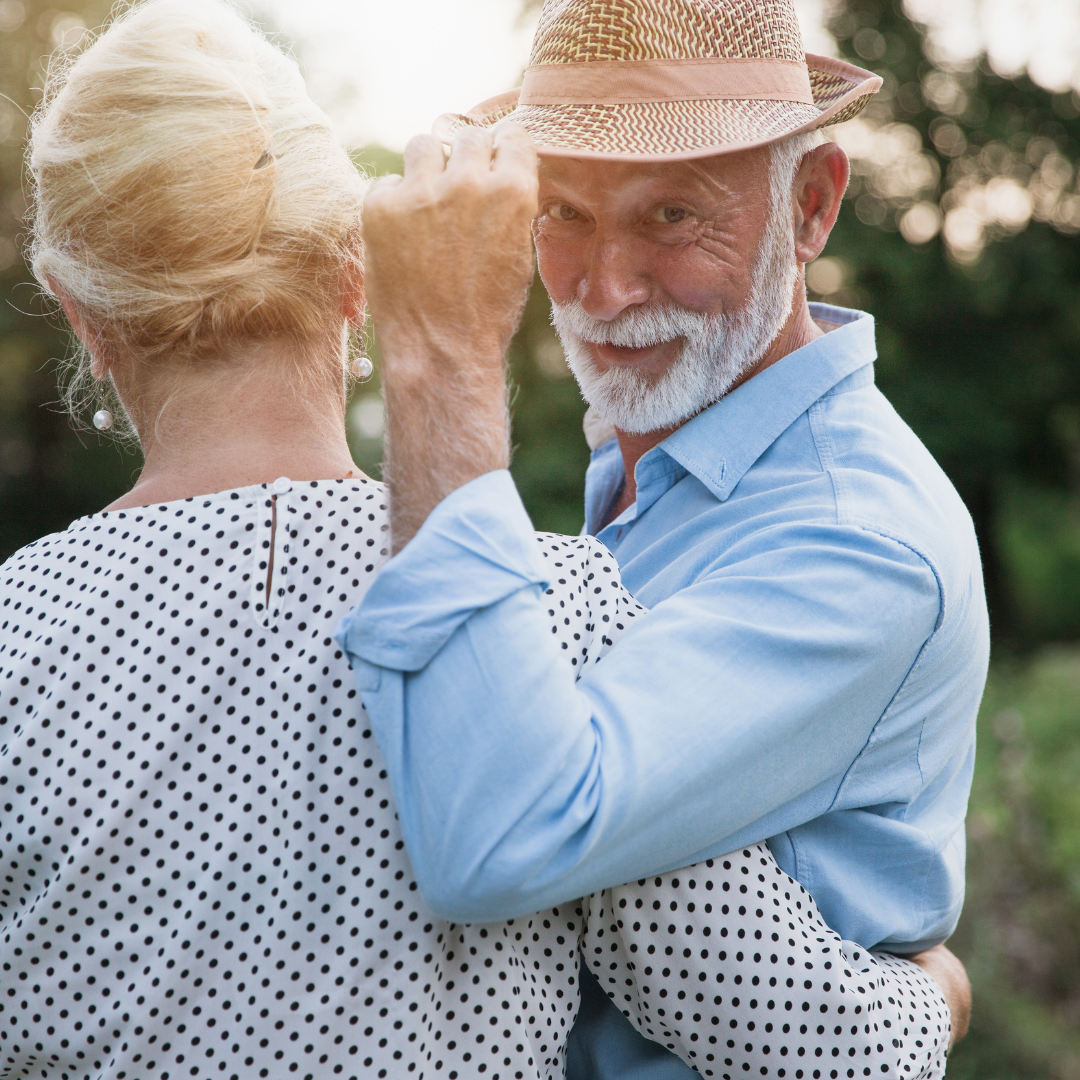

{"left": 30, "top": 0, "right": 370, "bottom": 441}
{"left": 769, "top": 128, "right": 828, "bottom": 218}
{"left": 553, "top": 129, "right": 828, "bottom": 435}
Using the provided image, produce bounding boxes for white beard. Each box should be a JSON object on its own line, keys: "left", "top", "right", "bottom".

{"left": 550, "top": 199, "right": 799, "bottom": 436}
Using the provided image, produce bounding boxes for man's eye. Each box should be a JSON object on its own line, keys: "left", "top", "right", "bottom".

{"left": 547, "top": 204, "right": 579, "bottom": 222}
{"left": 653, "top": 207, "right": 688, "bottom": 223}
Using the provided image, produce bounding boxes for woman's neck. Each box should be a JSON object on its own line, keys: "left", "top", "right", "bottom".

{"left": 105, "top": 348, "right": 365, "bottom": 511}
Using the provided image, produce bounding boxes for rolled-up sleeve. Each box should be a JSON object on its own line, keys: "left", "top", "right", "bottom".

{"left": 337, "top": 469, "right": 941, "bottom": 924}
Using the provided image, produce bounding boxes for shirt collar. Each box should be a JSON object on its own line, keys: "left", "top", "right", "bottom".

{"left": 642, "top": 304, "right": 876, "bottom": 507}
{"left": 583, "top": 306, "right": 878, "bottom": 536}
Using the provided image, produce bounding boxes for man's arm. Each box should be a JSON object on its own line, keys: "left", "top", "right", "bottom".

{"left": 338, "top": 469, "right": 941, "bottom": 921}
{"left": 361, "top": 126, "right": 538, "bottom": 549}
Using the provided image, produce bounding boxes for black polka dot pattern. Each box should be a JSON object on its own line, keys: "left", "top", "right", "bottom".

{"left": 0, "top": 478, "right": 948, "bottom": 1080}
{"left": 536, "top": 533, "right": 644, "bottom": 676}
{"left": 583, "top": 845, "right": 949, "bottom": 1079}
{"left": 0, "top": 479, "right": 631, "bottom": 1080}
{"left": 424, "top": 913, "right": 580, "bottom": 1078}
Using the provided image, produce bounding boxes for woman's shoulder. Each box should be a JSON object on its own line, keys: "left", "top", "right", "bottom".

{"left": 0, "top": 511, "right": 101, "bottom": 583}
{"left": 286, "top": 476, "right": 389, "bottom": 521}
{"left": 1, "top": 476, "right": 389, "bottom": 567}
{"left": 0, "top": 475, "right": 391, "bottom": 744}
{"left": 0, "top": 475, "right": 391, "bottom": 657}
{"left": 533, "top": 531, "right": 645, "bottom": 616}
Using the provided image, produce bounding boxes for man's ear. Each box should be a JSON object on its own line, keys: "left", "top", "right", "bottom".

{"left": 340, "top": 261, "right": 366, "bottom": 328}
{"left": 48, "top": 278, "right": 114, "bottom": 379}
{"left": 792, "top": 143, "right": 850, "bottom": 266}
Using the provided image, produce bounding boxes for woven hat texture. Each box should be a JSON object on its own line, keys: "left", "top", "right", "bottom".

{"left": 530, "top": 0, "right": 805, "bottom": 64}
{"left": 434, "top": 0, "right": 881, "bottom": 160}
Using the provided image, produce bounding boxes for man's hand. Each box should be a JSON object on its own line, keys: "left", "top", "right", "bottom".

{"left": 909, "top": 943, "right": 971, "bottom": 1046}
{"left": 361, "top": 125, "right": 539, "bottom": 550}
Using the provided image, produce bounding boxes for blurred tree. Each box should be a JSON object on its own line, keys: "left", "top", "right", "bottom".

{"left": 814, "top": 0, "right": 1080, "bottom": 643}
{"left": 0, "top": 0, "right": 138, "bottom": 561}
{"left": 507, "top": 275, "right": 592, "bottom": 534}
{"left": 949, "top": 649, "right": 1080, "bottom": 1079}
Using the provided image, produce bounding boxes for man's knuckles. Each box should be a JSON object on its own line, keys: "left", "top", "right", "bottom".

{"left": 364, "top": 187, "right": 458, "bottom": 236}
{"left": 401, "top": 133, "right": 445, "bottom": 176}
{"left": 491, "top": 172, "right": 540, "bottom": 212}
{"left": 367, "top": 170, "right": 534, "bottom": 224}
{"left": 449, "top": 127, "right": 494, "bottom": 157}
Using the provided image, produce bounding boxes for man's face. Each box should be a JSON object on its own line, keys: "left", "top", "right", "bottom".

{"left": 534, "top": 147, "right": 775, "bottom": 386}
{"left": 534, "top": 146, "right": 799, "bottom": 435}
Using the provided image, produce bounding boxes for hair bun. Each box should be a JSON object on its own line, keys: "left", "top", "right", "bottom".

{"left": 30, "top": 0, "right": 367, "bottom": 377}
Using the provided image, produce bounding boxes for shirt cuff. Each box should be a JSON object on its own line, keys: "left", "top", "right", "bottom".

{"left": 335, "top": 470, "right": 550, "bottom": 672}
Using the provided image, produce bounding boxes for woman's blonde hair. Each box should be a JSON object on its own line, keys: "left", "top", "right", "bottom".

{"left": 28, "top": 0, "right": 368, "bottom": 429}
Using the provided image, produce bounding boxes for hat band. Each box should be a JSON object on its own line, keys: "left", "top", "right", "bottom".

{"left": 519, "top": 57, "right": 815, "bottom": 107}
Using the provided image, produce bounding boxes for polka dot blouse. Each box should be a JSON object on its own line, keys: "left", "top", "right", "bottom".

{"left": 584, "top": 848, "right": 949, "bottom": 1079}
{"left": 0, "top": 478, "right": 948, "bottom": 1080}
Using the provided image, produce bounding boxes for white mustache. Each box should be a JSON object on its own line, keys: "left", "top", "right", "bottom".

{"left": 552, "top": 300, "right": 716, "bottom": 350}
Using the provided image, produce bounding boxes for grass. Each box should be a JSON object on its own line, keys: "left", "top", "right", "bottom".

{"left": 947, "top": 647, "right": 1080, "bottom": 1078}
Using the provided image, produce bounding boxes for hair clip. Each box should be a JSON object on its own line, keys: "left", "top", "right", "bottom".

{"left": 254, "top": 150, "right": 273, "bottom": 170}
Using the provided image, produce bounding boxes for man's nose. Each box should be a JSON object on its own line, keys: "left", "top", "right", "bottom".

{"left": 578, "top": 234, "right": 652, "bottom": 322}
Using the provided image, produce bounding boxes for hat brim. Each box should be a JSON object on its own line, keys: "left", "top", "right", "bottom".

{"left": 433, "top": 54, "right": 881, "bottom": 162}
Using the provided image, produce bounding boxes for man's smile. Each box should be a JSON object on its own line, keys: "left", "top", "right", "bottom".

{"left": 590, "top": 339, "right": 680, "bottom": 370}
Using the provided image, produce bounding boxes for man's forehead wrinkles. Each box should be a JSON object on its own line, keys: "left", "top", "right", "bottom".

{"left": 539, "top": 157, "right": 739, "bottom": 209}
{"left": 541, "top": 145, "right": 766, "bottom": 178}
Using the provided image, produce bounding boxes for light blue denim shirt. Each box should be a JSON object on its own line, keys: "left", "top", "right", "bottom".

{"left": 337, "top": 305, "right": 989, "bottom": 962}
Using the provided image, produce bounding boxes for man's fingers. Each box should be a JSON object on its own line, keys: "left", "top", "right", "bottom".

{"left": 493, "top": 123, "right": 540, "bottom": 213}
{"left": 491, "top": 122, "right": 537, "bottom": 176}
{"left": 445, "top": 127, "right": 496, "bottom": 175}
{"left": 909, "top": 944, "right": 971, "bottom": 1046}
{"left": 402, "top": 134, "right": 446, "bottom": 181}
{"left": 361, "top": 173, "right": 405, "bottom": 227}
{"left": 366, "top": 173, "right": 404, "bottom": 197}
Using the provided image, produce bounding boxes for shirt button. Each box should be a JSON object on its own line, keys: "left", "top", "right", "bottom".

{"left": 272, "top": 477, "right": 292, "bottom": 494}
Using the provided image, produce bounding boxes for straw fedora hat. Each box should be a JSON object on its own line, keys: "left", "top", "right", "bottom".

{"left": 434, "top": 0, "right": 882, "bottom": 161}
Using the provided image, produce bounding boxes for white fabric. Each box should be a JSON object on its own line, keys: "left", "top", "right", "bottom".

{"left": 0, "top": 477, "right": 947, "bottom": 1080}
{"left": 584, "top": 847, "right": 951, "bottom": 1078}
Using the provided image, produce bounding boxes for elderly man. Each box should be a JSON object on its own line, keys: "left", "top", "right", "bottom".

{"left": 339, "top": 0, "right": 986, "bottom": 1074}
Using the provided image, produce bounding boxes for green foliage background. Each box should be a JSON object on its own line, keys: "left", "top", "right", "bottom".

{"left": 2, "top": 1, "right": 1080, "bottom": 1074}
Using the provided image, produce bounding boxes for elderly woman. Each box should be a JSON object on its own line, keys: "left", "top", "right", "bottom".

{"left": 0, "top": 2, "right": 951, "bottom": 1078}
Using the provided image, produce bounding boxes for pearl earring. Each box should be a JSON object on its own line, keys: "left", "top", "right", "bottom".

{"left": 351, "top": 355, "right": 373, "bottom": 380}
{"left": 93, "top": 409, "right": 114, "bottom": 431}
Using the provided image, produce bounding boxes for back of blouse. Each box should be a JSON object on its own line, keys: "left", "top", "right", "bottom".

{"left": 0, "top": 478, "right": 638, "bottom": 1080}
{"left": 0, "top": 476, "right": 948, "bottom": 1080}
